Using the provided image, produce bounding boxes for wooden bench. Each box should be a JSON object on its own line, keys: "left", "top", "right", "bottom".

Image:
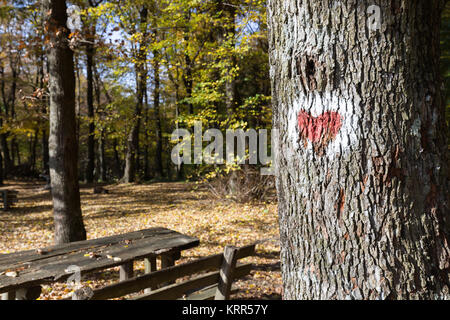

{"left": 1, "top": 190, "right": 18, "bottom": 211}
{"left": 73, "top": 244, "right": 256, "bottom": 300}
{"left": 0, "top": 228, "right": 199, "bottom": 300}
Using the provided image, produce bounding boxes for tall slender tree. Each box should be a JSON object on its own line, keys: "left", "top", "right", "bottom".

{"left": 152, "top": 29, "right": 163, "bottom": 178}
{"left": 84, "top": 18, "right": 96, "bottom": 184}
{"left": 44, "top": 0, "right": 86, "bottom": 244}
{"left": 123, "top": 5, "right": 148, "bottom": 183}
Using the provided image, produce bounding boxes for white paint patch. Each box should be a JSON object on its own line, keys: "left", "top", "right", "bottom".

{"left": 286, "top": 91, "right": 360, "bottom": 159}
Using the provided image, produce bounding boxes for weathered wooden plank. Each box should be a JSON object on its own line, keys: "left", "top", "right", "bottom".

{"left": 0, "top": 232, "right": 194, "bottom": 282}
{"left": 183, "top": 286, "right": 217, "bottom": 300}
{"left": 0, "top": 228, "right": 196, "bottom": 272}
{"left": 0, "top": 240, "right": 198, "bottom": 293}
{"left": 133, "top": 263, "right": 252, "bottom": 301}
{"left": 215, "top": 246, "right": 239, "bottom": 300}
{"left": 0, "top": 228, "right": 199, "bottom": 293}
{"left": 1, "top": 291, "right": 16, "bottom": 300}
{"left": 0, "top": 227, "right": 171, "bottom": 266}
{"left": 88, "top": 253, "right": 224, "bottom": 300}
{"left": 181, "top": 286, "right": 239, "bottom": 300}
{"left": 133, "top": 271, "right": 219, "bottom": 300}
{"left": 235, "top": 244, "right": 256, "bottom": 260}
{"left": 72, "top": 244, "right": 256, "bottom": 300}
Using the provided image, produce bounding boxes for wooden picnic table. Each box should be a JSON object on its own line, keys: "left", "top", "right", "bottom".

{"left": 0, "top": 227, "right": 199, "bottom": 300}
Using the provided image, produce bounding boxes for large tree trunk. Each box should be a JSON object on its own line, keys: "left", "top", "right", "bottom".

{"left": 97, "top": 129, "right": 106, "bottom": 182}
{"left": 44, "top": 0, "right": 86, "bottom": 244}
{"left": 268, "top": 0, "right": 449, "bottom": 299}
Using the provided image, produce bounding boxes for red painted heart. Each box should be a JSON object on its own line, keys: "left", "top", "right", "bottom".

{"left": 297, "top": 111, "right": 342, "bottom": 144}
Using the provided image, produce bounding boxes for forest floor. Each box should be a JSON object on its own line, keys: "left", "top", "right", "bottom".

{"left": 0, "top": 180, "right": 281, "bottom": 300}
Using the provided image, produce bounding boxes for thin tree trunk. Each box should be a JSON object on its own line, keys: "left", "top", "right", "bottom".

{"left": 13, "top": 138, "right": 20, "bottom": 166}
{"left": 30, "top": 128, "right": 38, "bottom": 172}
{"left": 41, "top": 128, "right": 49, "bottom": 175}
{"left": 269, "top": 0, "right": 449, "bottom": 300}
{"left": 123, "top": 6, "right": 148, "bottom": 183}
{"left": 41, "top": 55, "right": 50, "bottom": 175}
{"left": 75, "top": 56, "right": 81, "bottom": 149}
{"left": 153, "top": 33, "right": 163, "bottom": 178}
{"left": 166, "top": 52, "right": 184, "bottom": 180}
{"left": 143, "top": 87, "right": 150, "bottom": 180}
{"left": 175, "top": 89, "right": 184, "bottom": 180}
{"left": 0, "top": 135, "right": 10, "bottom": 175}
{"left": 223, "top": 1, "right": 237, "bottom": 117}
{"left": 44, "top": 0, "right": 86, "bottom": 244}
{"left": 85, "top": 39, "right": 95, "bottom": 183}
{"left": 0, "top": 65, "right": 12, "bottom": 173}
{"left": 113, "top": 138, "right": 122, "bottom": 178}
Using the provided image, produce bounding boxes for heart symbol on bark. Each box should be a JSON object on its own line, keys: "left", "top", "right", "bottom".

{"left": 297, "top": 111, "right": 342, "bottom": 152}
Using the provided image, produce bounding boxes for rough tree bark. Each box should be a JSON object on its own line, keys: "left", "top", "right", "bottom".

{"left": 268, "top": 0, "right": 449, "bottom": 299}
{"left": 44, "top": 0, "right": 86, "bottom": 244}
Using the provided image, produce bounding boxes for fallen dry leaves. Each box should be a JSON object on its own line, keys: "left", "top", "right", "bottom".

{"left": 0, "top": 180, "right": 281, "bottom": 300}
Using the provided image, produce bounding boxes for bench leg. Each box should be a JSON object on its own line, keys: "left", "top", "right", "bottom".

{"left": 160, "top": 251, "right": 181, "bottom": 286}
{"left": 160, "top": 251, "right": 181, "bottom": 268}
{"left": 1, "top": 291, "right": 16, "bottom": 300}
{"left": 119, "top": 261, "right": 134, "bottom": 281}
{"left": 15, "top": 286, "right": 42, "bottom": 300}
{"left": 144, "top": 256, "right": 157, "bottom": 293}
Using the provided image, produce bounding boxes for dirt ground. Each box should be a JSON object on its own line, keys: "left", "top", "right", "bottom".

{"left": 0, "top": 180, "right": 282, "bottom": 300}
